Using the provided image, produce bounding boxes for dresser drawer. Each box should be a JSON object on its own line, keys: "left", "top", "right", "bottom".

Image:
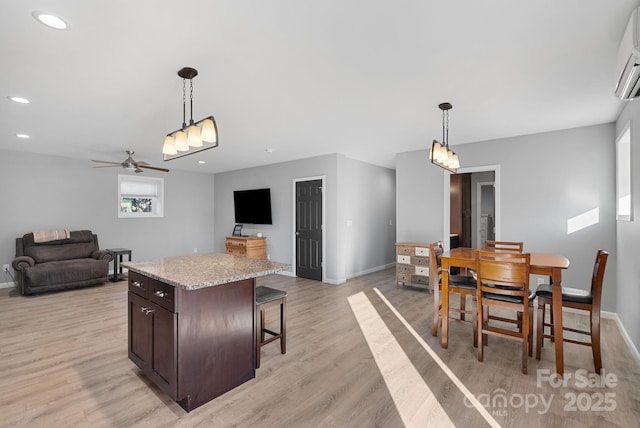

{"left": 411, "top": 275, "right": 428, "bottom": 286}
{"left": 415, "top": 266, "right": 429, "bottom": 276}
{"left": 415, "top": 246, "right": 429, "bottom": 256}
{"left": 128, "top": 271, "right": 149, "bottom": 299}
{"left": 396, "top": 245, "right": 413, "bottom": 255}
{"left": 148, "top": 278, "right": 176, "bottom": 312}
{"left": 397, "top": 255, "right": 411, "bottom": 264}
{"left": 396, "top": 272, "right": 411, "bottom": 284}
{"left": 412, "top": 256, "right": 429, "bottom": 266}
{"left": 226, "top": 247, "right": 246, "bottom": 257}
{"left": 397, "top": 264, "right": 413, "bottom": 274}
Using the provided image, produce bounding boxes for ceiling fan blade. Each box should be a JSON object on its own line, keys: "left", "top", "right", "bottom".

{"left": 138, "top": 165, "right": 170, "bottom": 172}
{"left": 91, "top": 160, "right": 122, "bottom": 165}
{"left": 135, "top": 168, "right": 144, "bottom": 173}
{"left": 135, "top": 161, "right": 150, "bottom": 166}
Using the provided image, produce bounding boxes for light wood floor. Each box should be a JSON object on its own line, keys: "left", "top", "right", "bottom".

{"left": 1, "top": 268, "right": 638, "bottom": 427}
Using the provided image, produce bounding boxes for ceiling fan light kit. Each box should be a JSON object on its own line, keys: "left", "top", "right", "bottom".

{"left": 162, "top": 67, "right": 219, "bottom": 161}
{"left": 429, "top": 102, "right": 460, "bottom": 173}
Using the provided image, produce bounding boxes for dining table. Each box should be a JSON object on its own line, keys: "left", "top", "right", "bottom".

{"left": 438, "top": 247, "right": 570, "bottom": 376}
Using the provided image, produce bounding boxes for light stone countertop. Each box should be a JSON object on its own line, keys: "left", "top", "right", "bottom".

{"left": 122, "top": 253, "right": 290, "bottom": 290}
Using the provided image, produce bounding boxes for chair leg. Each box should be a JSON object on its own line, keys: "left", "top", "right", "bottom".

{"left": 261, "top": 307, "right": 266, "bottom": 343}
{"left": 591, "top": 310, "right": 602, "bottom": 374}
{"left": 472, "top": 296, "right": 478, "bottom": 348}
{"left": 483, "top": 306, "right": 489, "bottom": 346}
{"left": 477, "top": 303, "right": 484, "bottom": 362}
{"left": 536, "top": 302, "right": 544, "bottom": 360}
{"left": 528, "top": 305, "right": 534, "bottom": 358}
{"left": 432, "top": 286, "right": 440, "bottom": 337}
{"left": 460, "top": 293, "right": 466, "bottom": 321}
{"left": 280, "top": 299, "right": 287, "bottom": 355}
{"left": 256, "top": 307, "right": 262, "bottom": 369}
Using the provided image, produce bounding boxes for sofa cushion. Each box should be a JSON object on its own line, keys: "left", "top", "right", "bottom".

{"left": 23, "top": 259, "right": 109, "bottom": 288}
{"left": 22, "top": 230, "right": 96, "bottom": 263}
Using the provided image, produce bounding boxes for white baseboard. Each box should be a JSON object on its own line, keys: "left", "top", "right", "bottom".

{"left": 0, "top": 282, "right": 15, "bottom": 289}
{"left": 277, "top": 270, "right": 295, "bottom": 277}
{"left": 608, "top": 311, "right": 640, "bottom": 366}
{"left": 346, "top": 262, "right": 395, "bottom": 281}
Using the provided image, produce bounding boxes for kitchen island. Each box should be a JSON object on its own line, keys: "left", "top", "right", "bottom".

{"left": 123, "top": 253, "right": 288, "bottom": 412}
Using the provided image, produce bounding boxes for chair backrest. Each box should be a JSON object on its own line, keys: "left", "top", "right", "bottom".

{"left": 590, "top": 249, "right": 609, "bottom": 310}
{"left": 484, "top": 240, "right": 523, "bottom": 253}
{"left": 476, "top": 250, "right": 530, "bottom": 299}
{"left": 429, "top": 241, "right": 444, "bottom": 290}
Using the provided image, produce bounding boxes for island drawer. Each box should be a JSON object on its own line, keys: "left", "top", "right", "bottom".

{"left": 148, "top": 278, "right": 176, "bottom": 312}
{"left": 129, "top": 271, "right": 149, "bottom": 299}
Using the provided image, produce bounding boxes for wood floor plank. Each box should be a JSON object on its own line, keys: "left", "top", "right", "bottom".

{"left": 0, "top": 268, "right": 639, "bottom": 427}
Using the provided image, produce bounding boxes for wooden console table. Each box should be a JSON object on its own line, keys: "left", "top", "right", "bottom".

{"left": 225, "top": 236, "right": 266, "bottom": 259}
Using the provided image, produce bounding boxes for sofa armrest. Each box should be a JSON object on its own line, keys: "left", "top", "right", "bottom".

{"left": 12, "top": 256, "right": 35, "bottom": 271}
{"left": 92, "top": 250, "right": 113, "bottom": 262}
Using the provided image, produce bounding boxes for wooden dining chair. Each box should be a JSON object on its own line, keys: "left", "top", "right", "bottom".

{"left": 484, "top": 240, "right": 524, "bottom": 253}
{"left": 476, "top": 250, "right": 534, "bottom": 374}
{"left": 535, "top": 249, "right": 609, "bottom": 373}
{"left": 430, "top": 241, "right": 478, "bottom": 346}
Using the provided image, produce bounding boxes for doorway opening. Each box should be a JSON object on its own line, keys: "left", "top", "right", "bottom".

{"left": 443, "top": 165, "right": 500, "bottom": 251}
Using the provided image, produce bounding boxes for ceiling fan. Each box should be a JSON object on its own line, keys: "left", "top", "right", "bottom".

{"left": 91, "top": 150, "right": 169, "bottom": 173}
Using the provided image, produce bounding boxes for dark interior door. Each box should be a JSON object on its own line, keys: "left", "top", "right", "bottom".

{"left": 296, "top": 179, "right": 322, "bottom": 281}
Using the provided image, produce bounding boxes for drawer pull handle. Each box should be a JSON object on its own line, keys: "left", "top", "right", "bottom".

{"left": 154, "top": 290, "right": 167, "bottom": 298}
{"left": 132, "top": 281, "right": 143, "bottom": 288}
{"left": 141, "top": 307, "right": 155, "bottom": 315}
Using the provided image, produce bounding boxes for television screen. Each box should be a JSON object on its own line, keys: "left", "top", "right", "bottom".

{"left": 233, "top": 188, "right": 273, "bottom": 224}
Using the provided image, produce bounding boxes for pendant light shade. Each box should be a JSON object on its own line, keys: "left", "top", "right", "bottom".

{"left": 174, "top": 130, "right": 189, "bottom": 151}
{"left": 162, "top": 136, "right": 177, "bottom": 155}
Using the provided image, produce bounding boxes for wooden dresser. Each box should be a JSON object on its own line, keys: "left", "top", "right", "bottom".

{"left": 225, "top": 236, "right": 267, "bottom": 260}
{"left": 395, "top": 242, "right": 431, "bottom": 289}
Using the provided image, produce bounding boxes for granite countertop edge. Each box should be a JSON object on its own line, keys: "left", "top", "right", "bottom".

{"left": 124, "top": 265, "right": 288, "bottom": 290}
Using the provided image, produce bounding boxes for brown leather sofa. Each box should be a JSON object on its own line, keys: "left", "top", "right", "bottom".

{"left": 12, "top": 230, "right": 113, "bottom": 295}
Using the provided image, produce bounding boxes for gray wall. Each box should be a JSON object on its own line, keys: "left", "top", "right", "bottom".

{"left": 213, "top": 153, "right": 396, "bottom": 283}
{"left": 397, "top": 123, "right": 617, "bottom": 313}
{"left": 615, "top": 103, "right": 640, "bottom": 357}
{"left": 0, "top": 149, "right": 215, "bottom": 285}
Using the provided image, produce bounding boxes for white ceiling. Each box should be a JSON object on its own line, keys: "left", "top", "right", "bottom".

{"left": 1, "top": 0, "right": 637, "bottom": 174}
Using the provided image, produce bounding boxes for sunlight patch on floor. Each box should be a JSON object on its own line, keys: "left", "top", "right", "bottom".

{"left": 347, "top": 291, "right": 455, "bottom": 427}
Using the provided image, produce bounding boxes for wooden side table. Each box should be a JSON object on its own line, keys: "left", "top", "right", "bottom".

{"left": 106, "top": 248, "right": 132, "bottom": 282}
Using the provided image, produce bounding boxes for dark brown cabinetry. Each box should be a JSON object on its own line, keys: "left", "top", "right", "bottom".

{"left": 127, "top": 270, "right": 256, "bottom": 412}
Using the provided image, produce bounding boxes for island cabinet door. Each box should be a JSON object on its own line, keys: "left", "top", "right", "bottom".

{"left": 128, "top": 292, "right": 178, "bottom": 399}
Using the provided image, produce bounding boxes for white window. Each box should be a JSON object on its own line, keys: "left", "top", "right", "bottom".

{"left": 118, "top": 174, "right": 164, "bottom": 218}
{"left": 616, "top": 123, "right": 632, "bottom": 221}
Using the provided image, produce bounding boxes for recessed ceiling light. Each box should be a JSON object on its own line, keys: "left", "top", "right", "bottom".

{"left": 8, "top": 96, "right": 30, "bottom": 104}
{"left": 198, "top": 160, "right": 206, "bottom": 164}
{"left": 16, "top": 134, "right": 30, "bottom": 139}
{"left": 32, "top": 11, "right": 69, "bottom": 30}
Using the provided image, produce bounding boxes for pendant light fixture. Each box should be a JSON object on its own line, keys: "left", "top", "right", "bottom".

{"left": 429, "top": 102, "right": 460, "bottom": 172}
{"left": 162, "top": 67, "right": 219, "bottom": 161}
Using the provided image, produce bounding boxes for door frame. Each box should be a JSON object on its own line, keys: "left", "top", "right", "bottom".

{"left": 292, "top": 175, "right": 326, "bottom": 280}
{"left": 443, "top": 165, "right": 501, "bottom": 251}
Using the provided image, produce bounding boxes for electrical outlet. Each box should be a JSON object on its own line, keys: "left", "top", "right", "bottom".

{"left": 193, "top": 247, "right": 198, "bottom": 253}
{"left": 3, "top": 264, "right": 9, "bottom": 272}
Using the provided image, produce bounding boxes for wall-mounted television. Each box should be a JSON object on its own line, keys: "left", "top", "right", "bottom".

{"left": 233, "top": 188, "right": 273, "bottom": 225}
